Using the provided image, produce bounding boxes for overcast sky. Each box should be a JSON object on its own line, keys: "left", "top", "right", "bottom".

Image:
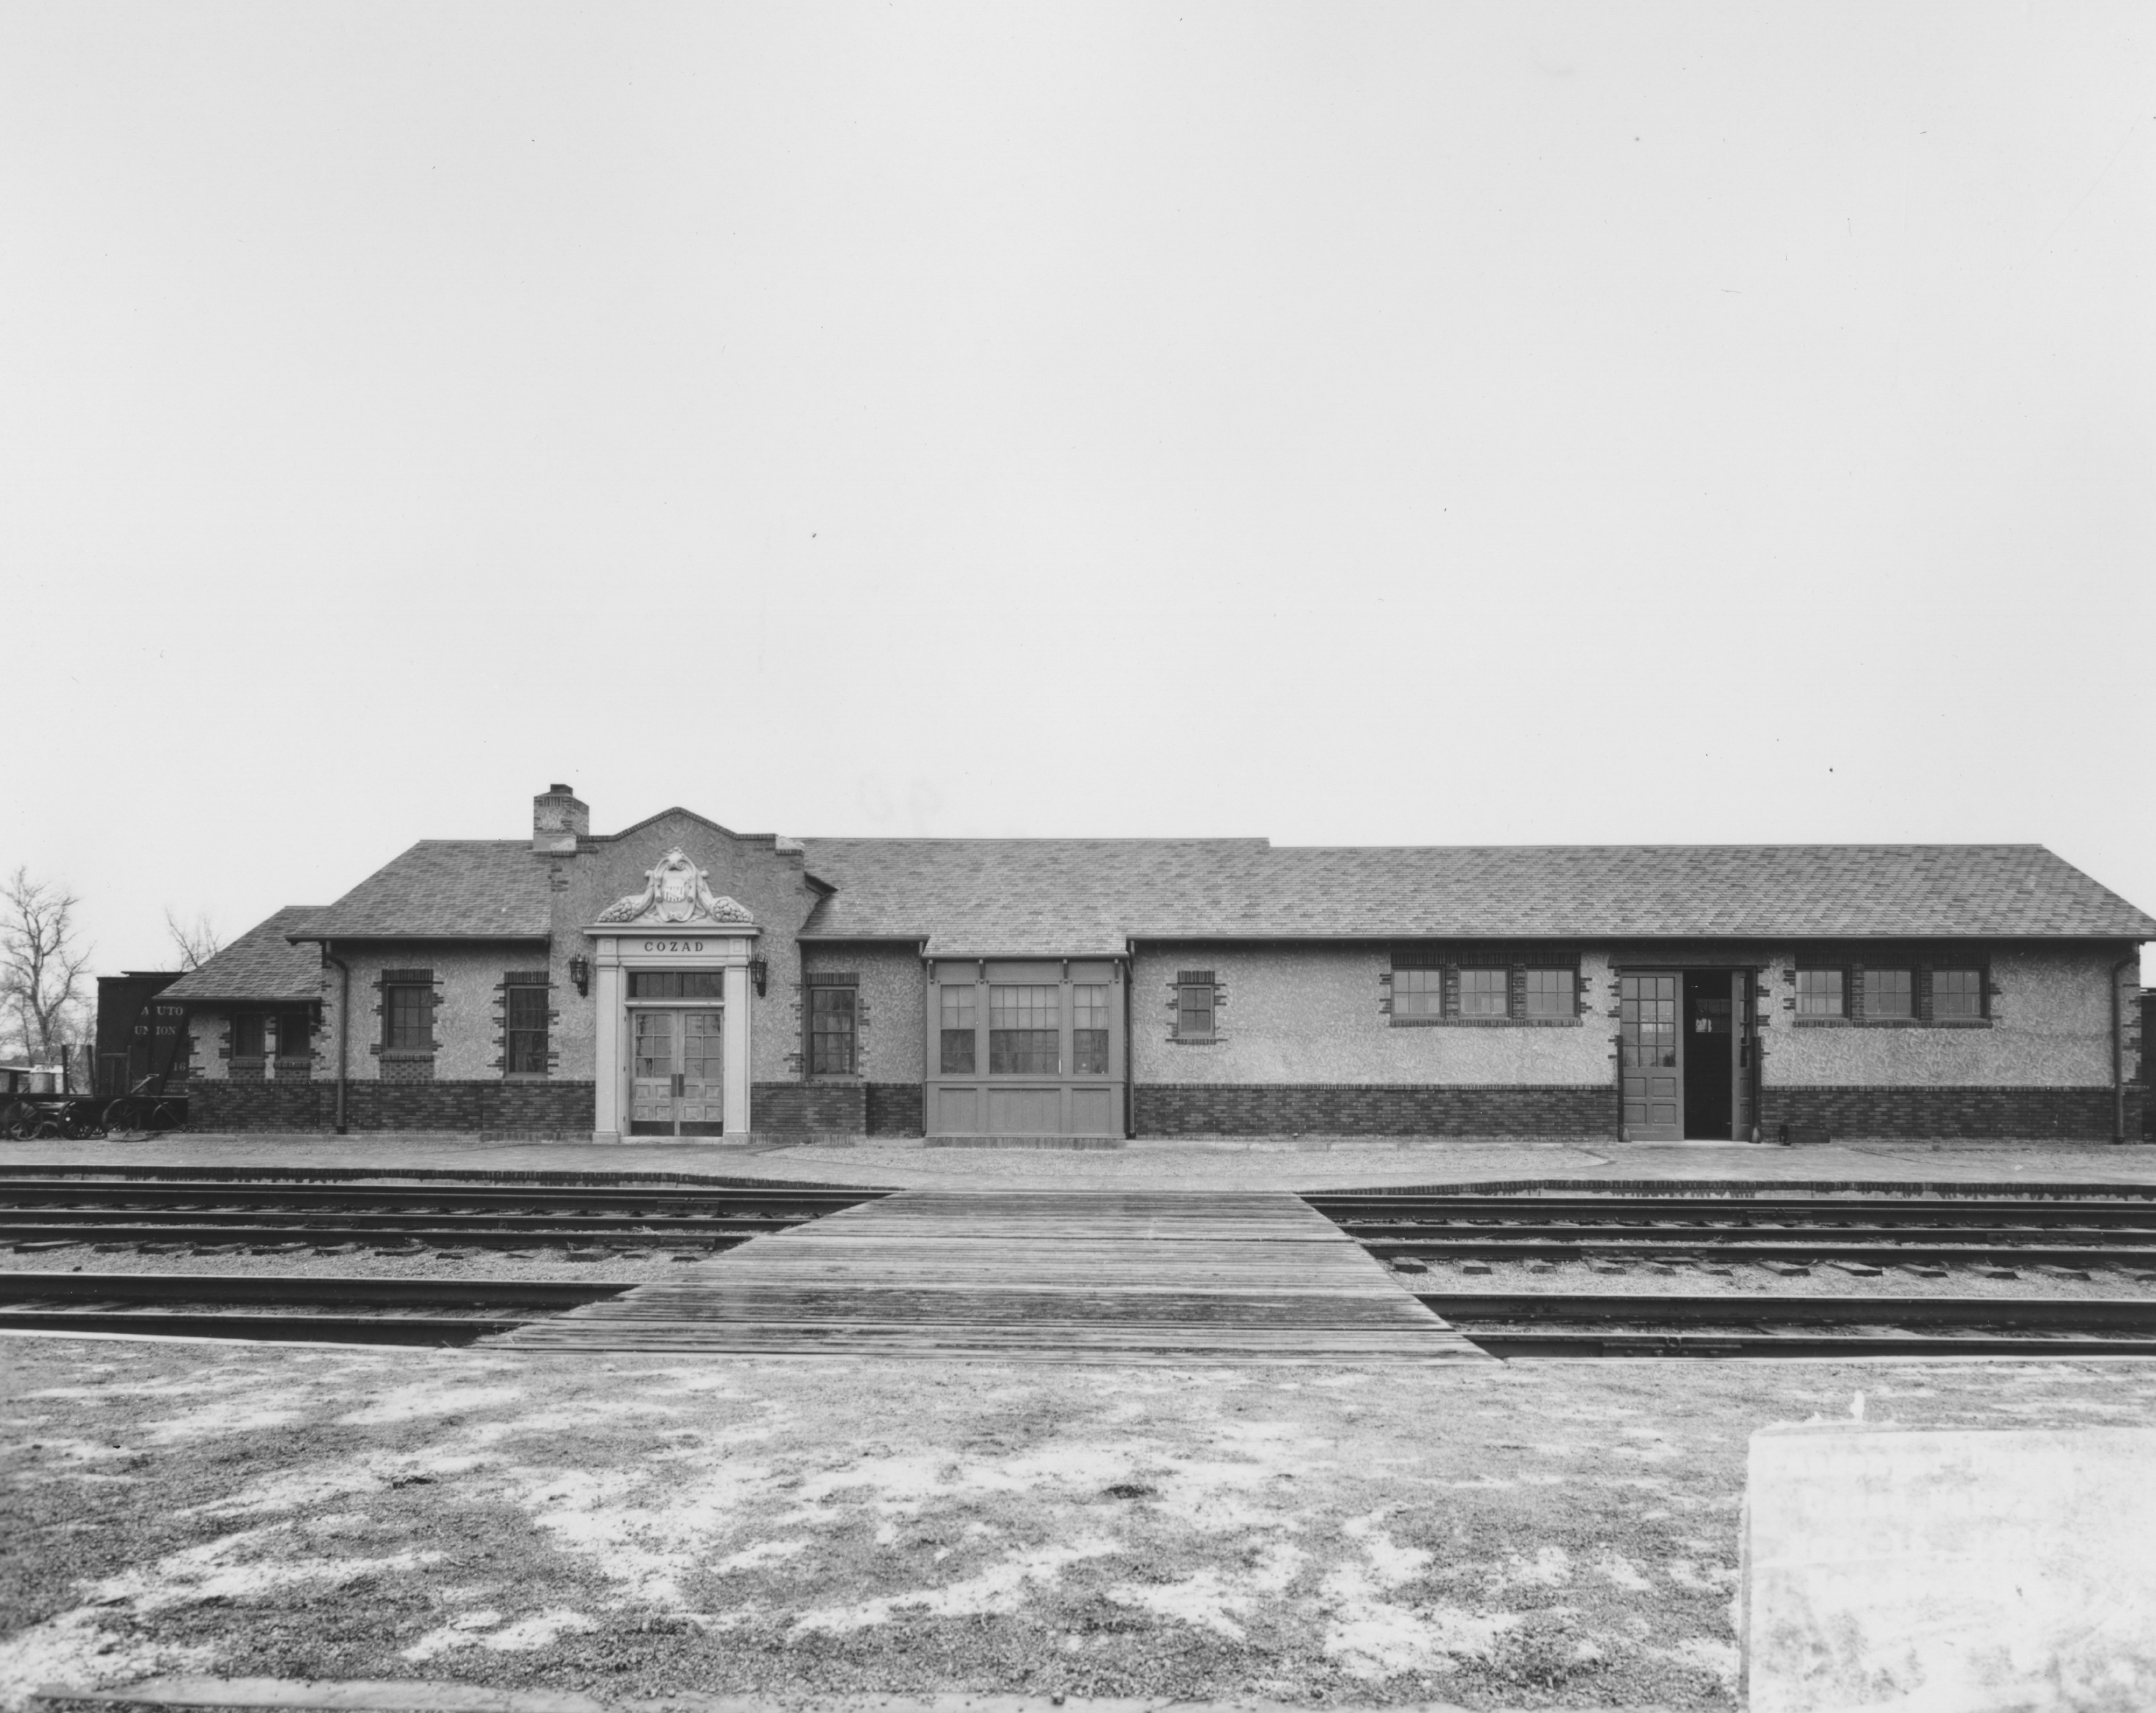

{"left": 3, "top": 2, "right": 2151, "bottom": 981}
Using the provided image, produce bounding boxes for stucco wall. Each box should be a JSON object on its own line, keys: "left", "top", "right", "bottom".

{"left": 1130, "top": 945, "right": 1614, "bottom": 1086}
{"left": 1760, "top": 947, "right": 2117, "bottom": 1088}
{"left": 318, "top": 944, "right": 550, "bottom": 1082}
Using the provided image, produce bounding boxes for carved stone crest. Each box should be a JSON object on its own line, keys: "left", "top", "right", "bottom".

{"left": 595, "top": 849, "right": 754, "bottom": 926}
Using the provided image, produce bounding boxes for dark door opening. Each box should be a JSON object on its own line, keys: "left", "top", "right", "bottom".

{"left": 1682, "top": 972, "right": 1735, "bottom": 1139}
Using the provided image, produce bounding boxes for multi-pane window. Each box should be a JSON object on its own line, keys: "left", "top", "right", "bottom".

{"left": 234, "top": 1009, "right": 311, "bottom": 1062}
{"left": 1524, "top": 968, "right": 1573, "bottom": 1020}
{"left": 1391, "top": 969, "right": 1443, "bottom": 1019}
{"left": 383, "top": 975, "right": 434, "bottom": 1050}
{"left": 810, "top": 983, "right": 857, "bottom": 1074}
{"left": 505, "top": 976, "right": 549, "bottom": 1074}
{"left": 1176, "top": 972, "right": 1216, "bottom": 1040}
{"left": 990, "top": 984, "right": 1059, "bottom": 1073}
{"left": 1073, "top": 984, "right": 1110, "bottom": 1075}
{"left": 279, "top": 1009, "right": 312, "bottom": 1058}
{"left": 1932, "top": 968, "right": 1985, "bottom": 1020}
{"left": 233, "top": 1012, "right": 269, "bottom": 1058}
{"left": 1863, "top": 968, "right": 1913, "bottom": 1020}
{"left": 939, "top": 985, "right": 977, "bottom": 1074}
{"left": 628, "top": 970, "right": 725, "bottom": 1000}
{"left": 1458, "top": 968, "right": 1509, "bottom": 1018}
{"left": 1796, "top": 968, "right": 1846, "bottom": 1017}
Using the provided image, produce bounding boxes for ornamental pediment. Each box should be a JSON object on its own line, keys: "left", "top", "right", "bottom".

{"left": 595, "top": 848, "right": 754, "bottom": 926}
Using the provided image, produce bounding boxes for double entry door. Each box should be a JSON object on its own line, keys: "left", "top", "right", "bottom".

{"left": 1619, "top": 970, "right": 1755, "bottom": 1142}
{"left": 629, "top": 1008, "right": 725, "bottom": 1136}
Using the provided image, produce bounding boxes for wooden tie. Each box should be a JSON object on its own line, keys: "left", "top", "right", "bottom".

{"left": 492, "top": 1189, "right": 1491, "bottom": 1362}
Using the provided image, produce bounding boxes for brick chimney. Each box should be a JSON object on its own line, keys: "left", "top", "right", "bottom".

{"left": 533, "top": 784, "right": 589, "bottom": 854}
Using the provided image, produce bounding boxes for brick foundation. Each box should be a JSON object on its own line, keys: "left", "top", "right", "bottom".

{"left": 750, "top": 1082, "right": 867, "bottom": 1135}
{"left": 1760, "top": 1084, "right": 2141, "bottom": 1142}
{"left": 185, "top": 1080, "right": 595, "bottom": 1135}
{"left": 867, "top": 1082, "right": 924, "bottom": 1138}
{"left": 1135, "top": 1083, "right": 1613, "bottom": 1137}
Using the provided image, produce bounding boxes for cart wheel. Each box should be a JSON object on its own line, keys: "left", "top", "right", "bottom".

{"left": 146, "top": 1102, "right": 179, "bottom": 1132}
{"left": 31, "top": 1117, "right": 64, "bottom": 1140}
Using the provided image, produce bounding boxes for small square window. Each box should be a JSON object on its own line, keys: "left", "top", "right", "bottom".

{"left": 1524, "top": 968, "right": 1572, "bottom": 1019}
{"left": 1459, "top": 968, "right": 1509, "bottom": 1019}
{"left": 1392, "top": 968, "right": 1442, "bottom": 1019}
{"left": 1796, "top": 968, "right": 1845, "bottom": 1017}
{"left": 1864, "top": 968, "right": 1913, "bottom": 1020}
{"left": 1932, "top": 968, "right": 1984, "bottom": 1020}
{"left": 1175, "top": 971, "right": 1215, "bottom": 1039}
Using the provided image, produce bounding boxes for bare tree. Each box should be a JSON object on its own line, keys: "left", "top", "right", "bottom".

{"left": 1, "top": 867, "right": 94, "bottom": 1066}
{"left": 164, "top": 907, "right": 222, "bottom": 972}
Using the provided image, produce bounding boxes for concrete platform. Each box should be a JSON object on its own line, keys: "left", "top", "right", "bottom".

{"left": 10, "top": 1131, "right": 2156, "bottom": 1192}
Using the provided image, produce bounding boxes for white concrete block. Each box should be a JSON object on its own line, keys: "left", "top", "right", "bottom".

{"left": 1744, "top": 1424, "right": 2156, "bottom": 1712}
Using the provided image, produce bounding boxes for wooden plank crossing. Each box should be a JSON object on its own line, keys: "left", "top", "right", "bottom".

{"left": 494, "top": 1189, "right": 1491, "bottom": 1362}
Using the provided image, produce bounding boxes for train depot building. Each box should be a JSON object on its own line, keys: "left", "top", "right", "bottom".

{"left": 157, "top": 786, "right": 2152, "bottom": 1145}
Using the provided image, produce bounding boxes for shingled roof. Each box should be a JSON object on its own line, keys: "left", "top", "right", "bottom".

{"left": 161, "top": 907, "right": 325, "bottom": 1003}
{"left": 798, "top": 841, "right": 2156, "bottom": 953}
{"left": 294, "top": 841, "right": 554, "bottom": 941}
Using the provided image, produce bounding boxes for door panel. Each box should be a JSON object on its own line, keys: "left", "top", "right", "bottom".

{"left": 1620, "top": 973, "right": 1682, "bottom": 1142}
{"left": 630, "top": 1011, "right": 676, "bottom": 1135}
{"left": 678, "top": 1011, "right": 725, "bottom": 1136}
{"left": 628, "top": 1008, "right": 726, "bottom": 1137}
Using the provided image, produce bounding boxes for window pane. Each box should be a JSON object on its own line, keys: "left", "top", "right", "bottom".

{"left": 810, "top": 986, "right": 856, "bottom": 1074}
{"left": 680, "top": 970, "right": 725, "bottom": 999}
{"left": 940, "top": 1028, "right": 976, "bottom": 1074}
{"left": 990, "top": 1030, "right": 1059, "bottom": 1074}
{"left": 386, "top": 986, "right": 432, "bottom": 1050}
{"left": 1796, "top": 968, "right": 1845, "bottom": 1017}
{"left": 1074, "top": 1030, "right": 1109, "bottom": 1074}
{"left": 1933, "top": 968, "right": 1984, "bottom": 1019}
{"left": 1177, "top": 986, "right": 1213, "bottom": 1036}
{"left": 1072, "top": 985, "right": 1109, "bottom": 1029}
{"left": 1393, "top": 968, "right": 1441, "bottom": 1018}
{"left": 506, "top": 986, "right": 548, "bottom": 1074}
{"left": 634, "top": 1011, "right": 673, "bottom": 1077}
{"left": 940, "top": 986, "right": 976, "bottom": 1028}
{"left": 1864, "top": 968, "right": 1913, "bottom": 1019}
{"left": 629, "top": 971, "right": 681, "bottom": 1000}
{"left": 990, "top": 986, "right": 1058, "bottom": 1028}
{"left": 1524, "top": 968, "right": 1571, "bottom": 1019}
{"left": 1459, "top": 968, "right": 1508, "bottom": 1017}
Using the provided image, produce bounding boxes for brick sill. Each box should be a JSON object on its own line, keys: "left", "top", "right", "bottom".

{"left": 1794, "top": 1019, "right": 1993, "bottom": 1030}
{"left": 1168, "top": 1037, "right": 1220, "bottom": 1046}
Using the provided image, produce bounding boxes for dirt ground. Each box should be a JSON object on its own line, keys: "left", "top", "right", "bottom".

{"left": 7, "top": 1340, "right": 2156, "bottom": 1712}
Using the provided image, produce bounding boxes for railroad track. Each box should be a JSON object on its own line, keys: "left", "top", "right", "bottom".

{"left": 0, "top": 1165, "right": 886, "bottom": 1254}
{"left": 0, "top": 1271, "right": 639, "bottom": 1345}
{"left": 1304, "top": 1186, "right": 2156, "bottom": 1271}
{"left": 1417, "top": 1290, "right": 2156, "bottom": 1359}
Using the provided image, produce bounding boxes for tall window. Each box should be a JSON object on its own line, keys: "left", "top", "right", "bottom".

{"left": 810, "top": 982, "right": 857, "bottom": 1074}
{"left": 990, "top": 984, "right": 1059, "bottom": 1073}
{"left": 1458, "top": 968, "right": 1509, "bottom": 1018}
{"left": 1175, "top": 972, "right": 1215, "bottom": 1040}
{"left": 383, "top": 973, "right": 434, "bottom": 1050}
{"left": 939, "top": 985, "right": 977, "bottom": 1074}
{"left": 1073, "top": 984, "right": 1110, "bottom": 1075}
{"left": 1932, "top": 968, "right": 1985, "bottom": 1020}
{"left": 1863, "top": 967, "right": 1913, "bottom": 1020}
{"left": 505, "top": 976, "right": 549, "bottom": 1074}
{"left": 1392, "top": 968, "right": 1442, "bottom": 1019}
{"left": 1524, "top": 968, "right": 1573, "bottom": 1020}
{"left": 233, "top": 1012, "right": 269, "bottom": 1058}
{"left": 1796, "top": 967, "right": 1846, "bottom": 1017}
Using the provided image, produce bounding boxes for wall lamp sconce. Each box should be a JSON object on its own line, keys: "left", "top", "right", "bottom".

{"left": 568, "top": 956, "right": 590, "bottom": 997}
{"left": 750, "top": 956, "right": 768, "bottom": 997}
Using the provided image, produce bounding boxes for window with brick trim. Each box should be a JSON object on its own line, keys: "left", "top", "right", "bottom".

{"left": 505, "top": 975, "right": 549, "bottom": 1074}
{"left": 1931, "top": 968, "right": 1986, "bottom": 1020}
{"left": 383, "top": 972, "right": 434, "bottom": 1051}
{"left": 1524, "top": 967, "right": 1573, "bottom": 1019}
{"left": 1392, "top": 968, "right": 1443, "bottom": 1019}
{"left": 1458, "top": 968, "right": 1509, "bottom": 1018}
{"left": 1174, "top": 971, "right": 1216, "bottom": 1040}
{"left": 1795, "top": 967, "right": 1847, "bottom": 1017}
{"left": 279, "top": 1009, "right": 313, "bottom": 1058}
{"left": 939, "top": 985, "right": 976, "bottom": 1074}
{"left": 809, "top": 977, "right": 858, "bottom": 1074}
{"left": 233, "top": 1012, "right": 269, "bottom": 1058}
{"left": 1862, "top": 967, "right": 1914, "bottom": 1020}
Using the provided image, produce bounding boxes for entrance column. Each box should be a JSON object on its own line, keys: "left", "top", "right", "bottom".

{"left": 722, "top": 961, "right": 752, "bottom": 1135}
{"left": 592, "top": 959, "right": 626, "bottom": 1143}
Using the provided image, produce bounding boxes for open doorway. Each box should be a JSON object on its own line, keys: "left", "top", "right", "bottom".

{"left": 1682, "top": 971, "right": 1735, "bottom": 1140}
